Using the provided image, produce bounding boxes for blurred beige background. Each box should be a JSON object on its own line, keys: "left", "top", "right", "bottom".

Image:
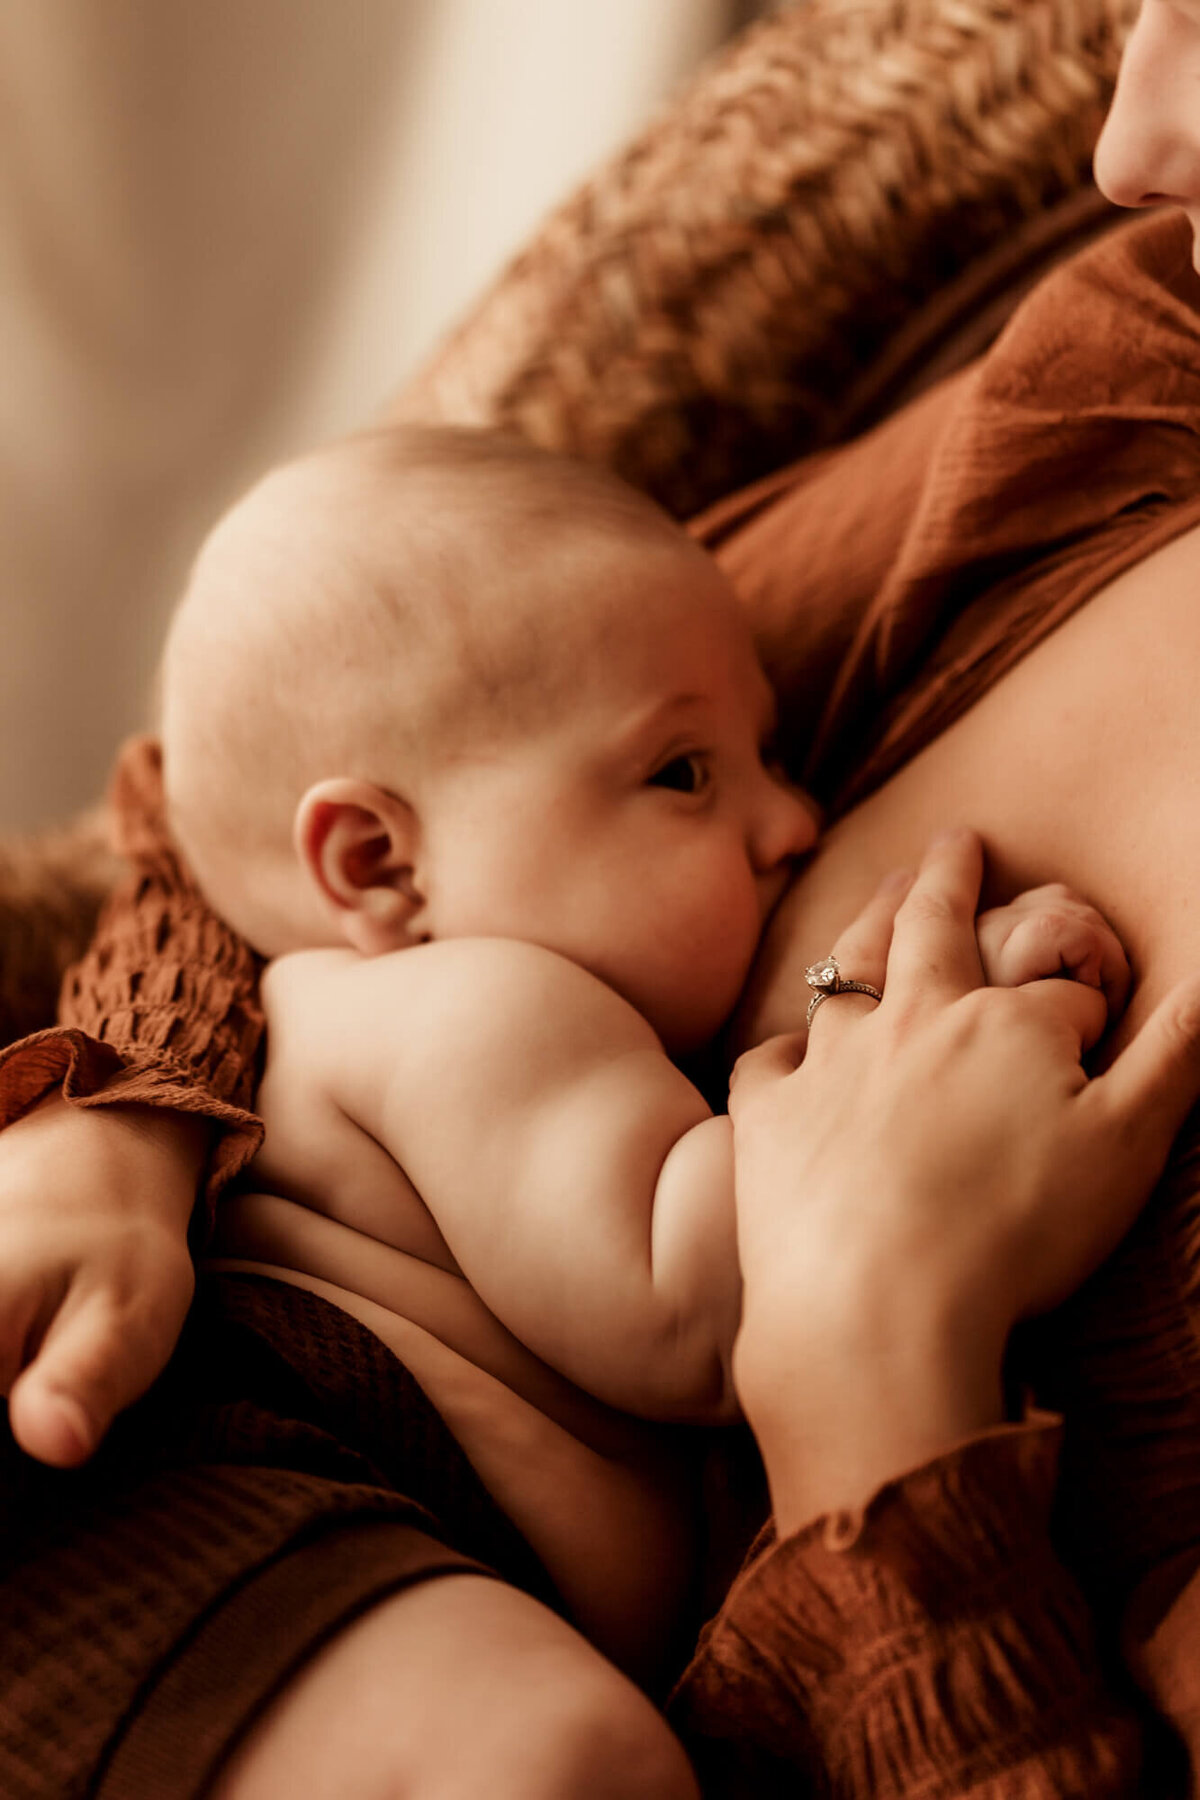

{"left": 1, "top": 0, "right": 767, "bottom": 832}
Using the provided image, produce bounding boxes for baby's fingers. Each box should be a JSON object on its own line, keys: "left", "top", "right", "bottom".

{"left": 978, "top": 898, "right": 1130, "bottom": 1012}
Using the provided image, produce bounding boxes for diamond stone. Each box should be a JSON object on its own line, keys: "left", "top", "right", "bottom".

{"left": 805, "top": 957, "right": 840, "bottom": 991}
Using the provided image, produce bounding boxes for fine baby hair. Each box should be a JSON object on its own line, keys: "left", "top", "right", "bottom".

{"left": 160, "top": 425, "right": 711, "bottom": 954}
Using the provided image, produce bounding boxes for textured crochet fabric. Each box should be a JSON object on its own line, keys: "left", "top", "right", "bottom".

{"left": 395, "top": 0, "right": 1137, "bottom": 513}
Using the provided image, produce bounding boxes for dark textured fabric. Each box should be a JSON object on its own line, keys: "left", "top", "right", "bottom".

{"left": 95, "top": 1519, "right": 482, "bottom": 1800}
{"left": 0, "top": 739, "right": 268, "bottom": 1232}
{"left": 671, "top": 1423, "right": 1148, "bottom": 1800}
{"left": 0, "top": 1273, "right": 553, "bottom": 1800}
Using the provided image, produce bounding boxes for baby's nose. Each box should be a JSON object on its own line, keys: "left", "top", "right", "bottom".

{"left": 755, "top": 778, "right": 821, "bottom": 871}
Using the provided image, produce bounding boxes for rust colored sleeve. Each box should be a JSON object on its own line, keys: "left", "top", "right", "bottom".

{"left": 0, "top": 737, "right": 264, "bottom": 1221}
{"left": 670, "top": 1418, "right": 1145, "bottom": 1798}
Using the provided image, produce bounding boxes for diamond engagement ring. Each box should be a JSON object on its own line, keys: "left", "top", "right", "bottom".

{"left": 803, "top": 954, "right": 884, "bottom": 1028}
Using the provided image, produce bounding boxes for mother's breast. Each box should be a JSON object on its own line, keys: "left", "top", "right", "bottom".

{"left": 739, "top": 518, "right": 1200, "bottom": 1050}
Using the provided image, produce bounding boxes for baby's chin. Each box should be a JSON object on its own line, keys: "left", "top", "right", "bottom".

{"left": 723, "top": 904, "right": 809, "bottom": 1059}
{"left": 653, "top": 982, "right": 745, "bottom": 1065}
{"left": 657, "top": 1010, "right": 728, "bottom": 1063}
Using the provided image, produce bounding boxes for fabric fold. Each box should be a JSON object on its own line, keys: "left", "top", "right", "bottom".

{"left": 671, "top": 1420, "right": 1144, "bottom": 1798}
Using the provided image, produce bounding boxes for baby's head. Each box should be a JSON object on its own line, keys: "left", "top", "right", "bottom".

{"left": 162, "top": 426, "right": 817, "bottom": 1051}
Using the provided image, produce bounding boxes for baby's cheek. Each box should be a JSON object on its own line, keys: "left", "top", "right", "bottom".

{"left": 718, "top": 895, "right": 772, "bottom": 1015}
{"left": 671, "top": 918, "right": 761, "bottom": 1050}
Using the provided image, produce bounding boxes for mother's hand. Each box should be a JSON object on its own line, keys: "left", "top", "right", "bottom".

{"left": 0, "top": 1095, "right": 201, "bottom": 1466}
{"left": 729, "top": 829, "right": 1200, "bottom": 1534}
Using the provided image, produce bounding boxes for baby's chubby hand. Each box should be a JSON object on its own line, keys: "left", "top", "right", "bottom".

{"left": 975, "top": 883, "right": 1129, "bottom": 1049}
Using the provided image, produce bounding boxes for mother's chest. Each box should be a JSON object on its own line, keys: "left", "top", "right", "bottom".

{"left": 776, "top": 521, "right": 1200, "bottom": 1035}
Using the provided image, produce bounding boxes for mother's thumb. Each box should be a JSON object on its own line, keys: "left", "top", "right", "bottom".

{"left": 1097, "top": 972, "right": 1200, "bottom": 1161}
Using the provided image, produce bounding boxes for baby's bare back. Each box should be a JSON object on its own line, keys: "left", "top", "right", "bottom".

{"left": 212, "top": 1201, "right": 693, "bottom": 1678}
{"left": 208, "top": 935, "right": 736, "bottom": 1673}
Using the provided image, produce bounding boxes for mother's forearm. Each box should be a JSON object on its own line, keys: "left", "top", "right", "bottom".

{"left": 733, "top": 1270, "right": 1004, "bottom": 1535}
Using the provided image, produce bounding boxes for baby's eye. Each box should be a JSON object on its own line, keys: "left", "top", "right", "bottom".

{"left": 648, "top": 753, "right": 710, "bottom": 795}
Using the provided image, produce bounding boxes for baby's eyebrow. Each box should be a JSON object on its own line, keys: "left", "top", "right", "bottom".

{"left": 614, "top": 692, "right": 707, "bottom": 750}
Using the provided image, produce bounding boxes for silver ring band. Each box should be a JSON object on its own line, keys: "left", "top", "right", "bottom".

{"left": 804, "top": 953, "right": 883, "bottom": 1028}
{"left": 805, "top": 983, "right": 884, "bottom": 1028}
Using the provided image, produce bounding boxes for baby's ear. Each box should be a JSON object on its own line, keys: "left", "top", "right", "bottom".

{"left": 294, "top": 779, "right": 427, "bottom": 955}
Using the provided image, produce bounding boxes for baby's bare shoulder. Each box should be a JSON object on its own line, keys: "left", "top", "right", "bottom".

{"left": 265, "top": 938, "right": 603, "bottom": 1006}
{"left": 265, "top": 938, "right": 668, "bottom": 1100}
{"left": 397, "top": 937, "right": 664, "bottom": 1063}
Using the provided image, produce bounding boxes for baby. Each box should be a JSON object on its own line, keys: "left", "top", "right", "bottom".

{"left": 161, "top": 425, "right": 1126, "bottom": 1697}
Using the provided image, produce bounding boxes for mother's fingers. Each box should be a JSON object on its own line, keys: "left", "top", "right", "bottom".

{"left": 728, "top": 1031, "right": 807, "bottom": 1112}
{"left": 883, "top": 829, "right": 987, "bottom": 1009}
{"left": 1091, "top": 972, "right": 1200, "bottom": 1168}
{"left": 826, "top": 866, "right": 916, "bottom": 991}
{"left": 797, "top": 865, "right": 915, "bottom": 1047}
{"left": 1016, "top": 976, "right": 1109, "bottom": 1056}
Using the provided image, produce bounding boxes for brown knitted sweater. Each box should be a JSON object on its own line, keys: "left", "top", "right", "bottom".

{"left": 6, "top": 211, "right": 1200, "bottom": 1795}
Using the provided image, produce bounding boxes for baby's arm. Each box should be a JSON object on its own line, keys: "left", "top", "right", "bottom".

{"left": 250, "top": 887, "right": 1127, "bottom": 1430}
{"left": 252, "top": 940, "right": 742, "bottom": 1425}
